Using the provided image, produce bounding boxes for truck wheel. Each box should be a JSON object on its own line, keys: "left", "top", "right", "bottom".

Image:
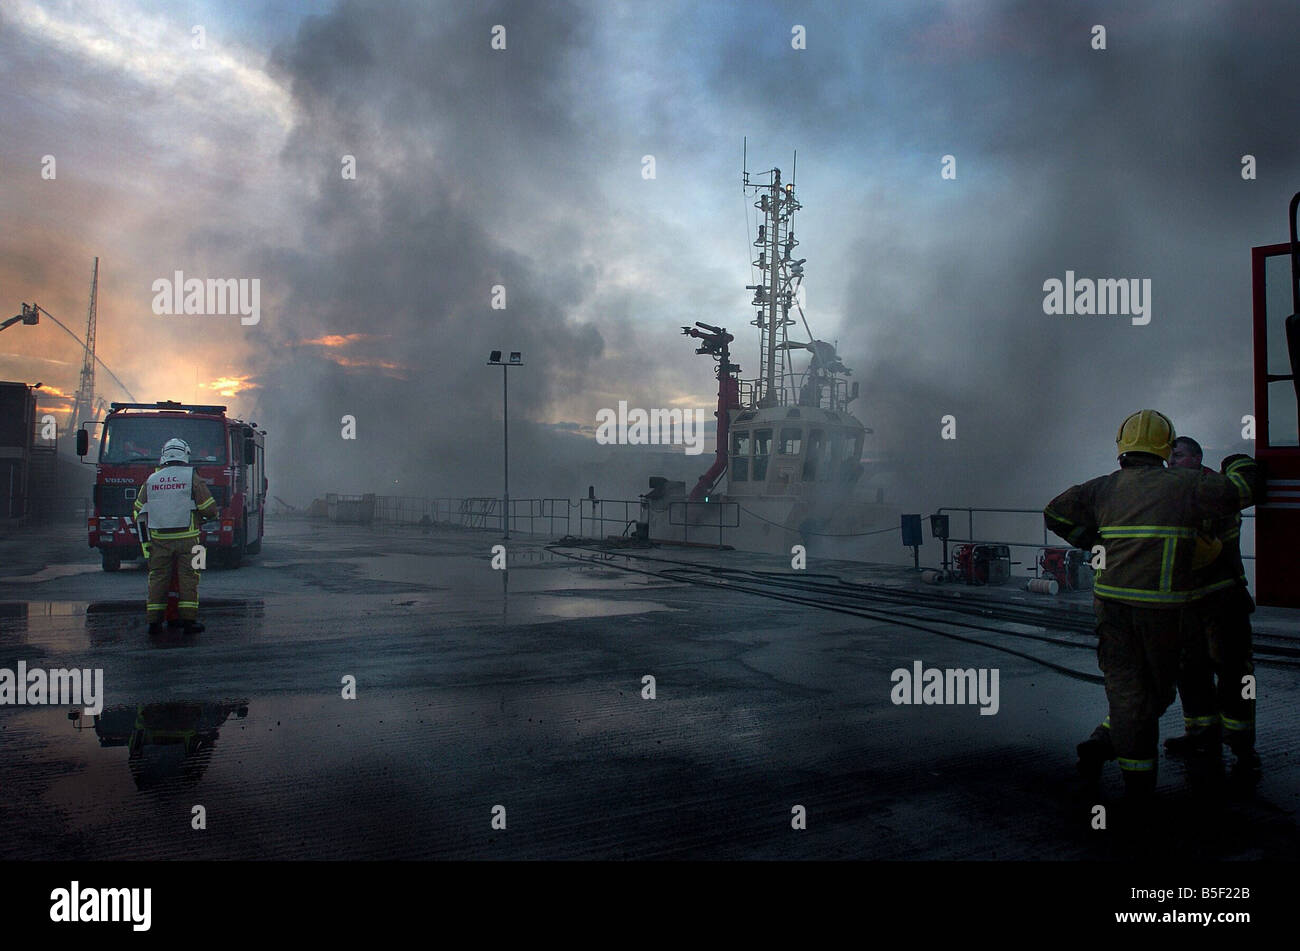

{"left": 101, "top": 551, "right": 121, "bottom": 572}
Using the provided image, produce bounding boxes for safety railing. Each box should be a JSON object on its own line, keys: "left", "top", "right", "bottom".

{"left": 537, "top": 498, "right": 576, "bottom": 536}
{"left": 737, "top": 372, "right": 853, "bottom": 413}
{"left": 933, "top": 506, "right": 1256, "bottom": 581}
{"left": 368, "top": 495, "right": 737, "bottom": 546}
{"left": 364, "top": 495, "right": 585, "bottom": 537}
{"left": 668, "top": 500, "right": 740, "bottom": 547}
{"left": 578, "top": 498, "right": 643, "bottom": 538}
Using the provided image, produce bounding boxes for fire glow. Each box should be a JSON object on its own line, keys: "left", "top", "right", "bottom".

{"left": 202, "top": 376, "right": 258, "bottom": 398}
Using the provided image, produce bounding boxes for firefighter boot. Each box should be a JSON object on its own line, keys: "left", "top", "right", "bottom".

{"left": 182, "top": 619, "right": 205, "bottom": 635}
{"left": 1119, "top": 767, "right": 1158, "bottom": 818}
{"left": 147, "top": 620, "right": 163, "bottom": 636}
{"left": 1111, "top": 783, "right": 1159, "bottom": 848}
{"left": 1164, "top": 721, "right": 1221, "bottom": 757}
{"left": 1076, "top": 722, "right": 1115, "bottom": 780}
{"left": 1225, "top": 733, "right": 1261, "bottom": 783}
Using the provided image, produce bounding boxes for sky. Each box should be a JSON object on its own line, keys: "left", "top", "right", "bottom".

{"left": 3, "top": 0, "right": 1299, "bottom": 512}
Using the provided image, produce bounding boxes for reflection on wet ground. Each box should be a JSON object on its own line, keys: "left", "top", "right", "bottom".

{"left": 0, "top": 520, "right": 1296, "bottom": 860}
{"left": 71, "top": 700, "right": 249, "bottom": 790}
{"left": 0, "top": 564, "right": 103, "bottom": 584}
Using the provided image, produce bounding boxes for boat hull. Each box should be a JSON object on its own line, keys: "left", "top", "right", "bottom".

{"left": 646, "top": 492, "right": 902, "bottom": 561}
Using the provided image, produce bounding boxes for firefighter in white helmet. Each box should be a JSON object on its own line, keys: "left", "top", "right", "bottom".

{"left": 132, "top": 437, "right": 219, "bottom": 634}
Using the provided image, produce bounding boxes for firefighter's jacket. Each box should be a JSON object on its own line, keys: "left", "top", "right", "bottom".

{"left": 1185, "top": 462, "right": 1249, "bottom": 596}
{"left": 133, "top": 465, "right": 218, "bottom": 541}
{"left": 1044, "top": 455, "right": 1256, "bottom": 607}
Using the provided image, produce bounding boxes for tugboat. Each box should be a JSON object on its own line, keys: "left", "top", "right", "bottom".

{"left": 644, "top": 156, "right": 897, "bottom": 558}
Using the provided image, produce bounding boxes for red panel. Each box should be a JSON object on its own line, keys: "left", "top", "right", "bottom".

{"left": 1252, "top": 242, "right": 1300, "bottom": 607}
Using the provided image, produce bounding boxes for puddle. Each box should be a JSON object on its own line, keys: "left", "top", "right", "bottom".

{"left": 62, "top": 699, "right": 251, "bottom": 795}
{"left": 524, "top": 595, "right": 679, "bottom": 619}
{"left": 0, "top": 600, "right": 267, "bottom": 651}
{"left": 347, "top": 554, "right": 675, "bottom": 593}
{"left": 0, "top": 564, "right": 102, "bottom": 584}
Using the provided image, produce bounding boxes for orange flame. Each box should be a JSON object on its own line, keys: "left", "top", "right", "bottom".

{"left": 299, "top": 333, "right": 384, "bottom": 348}
{"left": 201, "top": 376, "right": 259, "bottom": 398}
{"left": 332, "top": 356, "right": 407, "bottom": 372}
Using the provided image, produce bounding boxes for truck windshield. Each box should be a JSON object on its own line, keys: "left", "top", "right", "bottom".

{"left": 100, "top": 418, "right": 226, "bottom": 464}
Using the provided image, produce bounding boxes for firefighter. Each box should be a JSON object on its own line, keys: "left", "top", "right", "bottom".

{"left": 1164, "top": 436, "right": 1259, "bottom": 776}
{"left": 1044, "top": 410, "right": 1256, "bottom": 801}
{"left": 133, "top": 437, "right": 219, "bottom": 635}
{"left": 1076, "top": 438, "right": 1227, "bottom": 776}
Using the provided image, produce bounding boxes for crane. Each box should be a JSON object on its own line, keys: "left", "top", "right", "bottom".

{"left": 66, "top": 257, "right": 98, "bottom": 438}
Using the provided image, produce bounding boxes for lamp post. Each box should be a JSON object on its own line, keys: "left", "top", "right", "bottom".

{"left": 487, "top": 350, "right": 523, "bottom": 539}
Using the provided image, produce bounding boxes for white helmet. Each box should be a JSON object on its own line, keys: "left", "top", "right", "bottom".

{"left": 159, "top": 437, "right": 191, "bottom": 466}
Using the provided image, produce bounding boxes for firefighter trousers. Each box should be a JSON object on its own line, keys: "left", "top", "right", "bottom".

{"left": 146, "top": 535, "right": 201, "bottom": 622}
{"left": 1094, "top": 598, "right": 1184, "bottom": 794}
{"left": 1177, "top": 586, "right": 1255, "bottom": 750}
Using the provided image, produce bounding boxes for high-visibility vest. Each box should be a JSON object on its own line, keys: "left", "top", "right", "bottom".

{"left": 140, "top": 467, "right": 197, "bottom": 530}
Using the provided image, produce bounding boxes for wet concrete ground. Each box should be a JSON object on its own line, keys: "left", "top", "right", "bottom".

{"left": 0, "top": 517, "right": 1296, "bottom": 860}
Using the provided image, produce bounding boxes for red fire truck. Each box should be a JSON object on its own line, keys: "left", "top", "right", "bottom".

{"left": 1251, "top": 192, "right": 1300, "bottom": 607}
{"left": 77, "top": 401, "right": 267, "bottom": 571}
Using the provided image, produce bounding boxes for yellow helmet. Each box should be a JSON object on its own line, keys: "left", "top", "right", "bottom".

{"left": 1116, "top": 409, "right": 1174, "bottom": 460}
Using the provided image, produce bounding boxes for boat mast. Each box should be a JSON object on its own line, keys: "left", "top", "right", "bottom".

{"left": 744, "top": 155, "right": 799, "bottom": 408}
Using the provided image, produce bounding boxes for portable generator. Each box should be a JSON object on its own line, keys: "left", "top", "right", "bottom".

{"left": 954, "top": 543, "right": 1011, "bottom": 585}
{"left": 1038, "top": 547, "right": 1093, "bottom": 590}
{"left": 1065, "top": 548, "right": 1094, "bottom": 590}
{"left": 1039, "top": 547, "right": 1069, "bottom": 588}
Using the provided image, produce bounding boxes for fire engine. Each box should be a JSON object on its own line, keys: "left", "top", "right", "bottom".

{"left": 77, "top": 401, "right": 266, "bottom": 571}
{"left": 1251, "top": 192, "right": 1300, "bottom": 607}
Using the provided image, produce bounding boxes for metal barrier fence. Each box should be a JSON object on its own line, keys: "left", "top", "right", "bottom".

{"left": 578, "top": 498, "right": 643, "bottom": 538}
{"left": 934, "top": 506, "right": 1256, "bottom": 579}
{"left": 369, "top": 495, "right": 738, "bottom": 544}
{"left": 365, "top": 495, "right": 641, "bottom": 538}
{"left": 668, "top": 500, "right": 740, "bottom": 547}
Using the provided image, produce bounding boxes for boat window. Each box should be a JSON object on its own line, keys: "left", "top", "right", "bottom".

{"left": 803, "top": 429, "right": 823, "bottom": 481}
{"left": 731, "top": 430, "right": 750, "bottom": 482}
{"left": 753, "top": 428, "right": 772, "bottom": 481}
{"left": 825, "top": 433, "right": 843, "bottom": 482}
{"left": 778, "top": 427, "right": 802, "bottom": 455}
{"left": 835, "top": 430, "right": 863, "bottom": 482}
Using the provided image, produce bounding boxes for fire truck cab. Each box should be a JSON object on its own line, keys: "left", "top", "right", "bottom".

{"left": 77, "top": 401, "right": 267, "bottom": 571}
